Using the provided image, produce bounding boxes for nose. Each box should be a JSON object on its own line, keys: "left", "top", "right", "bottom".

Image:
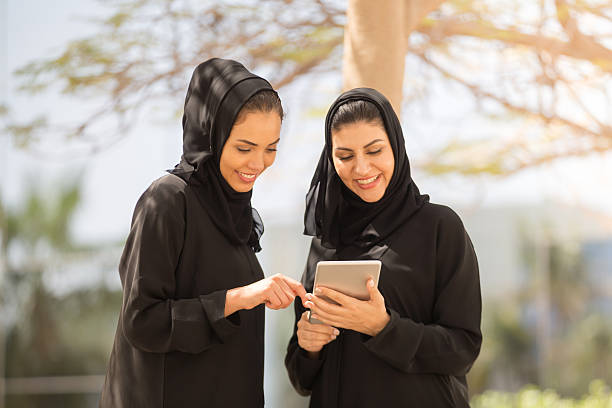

{"left": 247, "top": 152, "right": 265, "bottom": 173}
{"left": 353, "top": 155, "right": 371, "bottom": 177}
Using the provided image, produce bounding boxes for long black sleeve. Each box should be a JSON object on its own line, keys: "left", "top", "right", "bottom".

{"left": 119, "top": 181, "right": 240, "bottom": 354}
{"left": 285, "top": 300, "right": 327, "bottom": 396}
{"left": 363, "top": 208, "right": 482, "bottom": 375}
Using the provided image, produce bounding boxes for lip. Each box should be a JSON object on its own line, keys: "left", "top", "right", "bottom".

{"left": 354, "top": 174, "right": 381, "bottom": 190}
{"left": 236, "top": 170, "right": 258, "bottom": 183}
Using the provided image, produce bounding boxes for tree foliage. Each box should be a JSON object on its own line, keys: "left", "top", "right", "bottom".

{"left": 5, "top": 0, "right": 612, "bottom": 174}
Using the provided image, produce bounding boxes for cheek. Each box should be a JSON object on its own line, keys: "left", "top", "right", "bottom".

{"left": 264, "top": 152, "right": 277, "bottom": 168}
{"left": 332, "top": 159, "right": 350, "bottom": 181}
{"left": 220, "top": 151, "right": 241, "bottom": 176}
{"left": 379, "top": 153, "right": 395, "bottom": 182}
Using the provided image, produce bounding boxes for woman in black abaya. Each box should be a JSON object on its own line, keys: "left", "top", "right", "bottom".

{"left": 285, "top": 88, "right": 482, "bottom": 407}
{"left": 100, "top": 58, "right": 306, "bottom": 408}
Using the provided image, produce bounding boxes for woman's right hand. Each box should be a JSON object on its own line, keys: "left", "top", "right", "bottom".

{"left": 225, "top": 274, "right": 307, "bottom": 316}
{"left": 297, "top": 311, "right": 339, "bottom": 358}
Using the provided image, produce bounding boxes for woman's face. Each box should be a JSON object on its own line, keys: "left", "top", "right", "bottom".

{"left": 219, "top": 110, "right": 281, "bottom": 192}
{"left": 331, "top": 121, "right": 395, "bottom": 203}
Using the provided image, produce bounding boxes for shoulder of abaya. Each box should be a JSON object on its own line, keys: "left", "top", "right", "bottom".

{"left": 421, "top": 202, "right": 467, "bottom": 232}
{"left": 404, "top": 201, "right": 464, "bottom": 231}
{"left": 136, "top": 174, "right": 188, "bottom": 213}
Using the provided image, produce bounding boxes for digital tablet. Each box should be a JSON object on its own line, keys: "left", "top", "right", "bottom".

{"left": 308, "top": 260, "right": 381, "bottom": 324}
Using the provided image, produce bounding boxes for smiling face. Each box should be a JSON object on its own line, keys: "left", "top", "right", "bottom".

{"left": 219, "top": 110, "right": 281, "bottom": 192}
{"left": 331, "top": 121, "right": 395, "bottom": 203}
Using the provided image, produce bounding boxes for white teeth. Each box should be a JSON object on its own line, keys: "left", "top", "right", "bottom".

{"left": 239, "top": 172, "right": 256, "bottom": 179}
{"left": 356, "top": 175, "right": 379, "bottom": 185}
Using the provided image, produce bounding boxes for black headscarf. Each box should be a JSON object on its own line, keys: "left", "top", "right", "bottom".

{"left": 304, "top": 88, "right": 429, "bottom": 249}
{"left": 170, "top": 58, "right": 277, "bottom": 252}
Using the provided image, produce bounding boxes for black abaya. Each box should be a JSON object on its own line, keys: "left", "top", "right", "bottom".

{"left": 100, "top": 58, "right": 278, "bottom": 407}
{"left": 285, "top": 88, "right": 482, "bottom": 408}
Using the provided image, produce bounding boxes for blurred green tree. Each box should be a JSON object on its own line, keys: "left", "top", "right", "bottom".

{"left": 0, "top": 184, "right": 121, "bottom": 408}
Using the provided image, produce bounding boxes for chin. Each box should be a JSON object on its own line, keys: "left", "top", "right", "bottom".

{"left": 234, "top": 185, "right": 253, "bottom": 193}
{"left": 354, "top": 190, "right": 384, "bottom": 203}
{"left": 229, "top": 180, "right": 254, "bottom": 193}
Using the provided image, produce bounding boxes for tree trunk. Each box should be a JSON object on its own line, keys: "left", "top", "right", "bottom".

{"left": 343, "top": 0, "right": 446, "bottom": 116}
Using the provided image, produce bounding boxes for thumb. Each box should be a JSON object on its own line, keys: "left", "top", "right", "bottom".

{"left": 366, "top": 278, "right": 377, "bottom": 300}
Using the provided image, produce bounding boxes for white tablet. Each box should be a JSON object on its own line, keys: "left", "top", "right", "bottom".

{"left": 309, "top": 260, "right": 381, "bottom": 324}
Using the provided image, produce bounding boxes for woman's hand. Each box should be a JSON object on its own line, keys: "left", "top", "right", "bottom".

{"left": 304, "top": 278, "right": 390, "bottom": 337}
{"left": 297, "top": 311, "right": 339, "bottom": 359}
{"left": 225, "top": 274, "right": 307, "bottom": 316}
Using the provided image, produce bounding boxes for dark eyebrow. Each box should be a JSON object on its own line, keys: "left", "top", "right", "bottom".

{"left": 364, "top": 138, "right": 384, "bottom": 148}
{"left": 237, "top": 139, "right": 257, "bottom": 146}
{"left": 236, "top": 138, "right": 280, "bottom": 147}
{"left": 335, "top": 138, "right": 384, "bottom": 152}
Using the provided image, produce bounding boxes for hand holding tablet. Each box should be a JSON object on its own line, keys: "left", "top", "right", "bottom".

{"left": 303, "top": 260, "right": 389, "bottom": 336}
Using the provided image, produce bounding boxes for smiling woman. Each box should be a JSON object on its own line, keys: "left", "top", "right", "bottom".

{"left": 99, "top": 58, "right": 306, "bottom": 408}
{"left": 286, "top": 88, "right": 482, "bottom": 408}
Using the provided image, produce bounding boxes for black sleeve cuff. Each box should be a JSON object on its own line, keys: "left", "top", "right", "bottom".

{"left": 199, "top": 289, "right": 241, "bottom": 343}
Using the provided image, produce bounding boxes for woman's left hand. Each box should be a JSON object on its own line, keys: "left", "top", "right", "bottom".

{"left": 304, "top": 278, "right": 390, "bottom": 337}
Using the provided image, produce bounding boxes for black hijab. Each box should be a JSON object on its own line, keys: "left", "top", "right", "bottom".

{"left": 170, "top": 58, "right": 277, "bottom": 252}
{"left": 304, "top": 88, "right": 429, "bottom": 249}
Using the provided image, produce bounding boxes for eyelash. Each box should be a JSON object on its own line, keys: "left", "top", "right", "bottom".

{"left": 338, "top": 149, "right": 382, "bottom": 161}
{"left": 236, "top": 147, "right": 277, "bottom": 153}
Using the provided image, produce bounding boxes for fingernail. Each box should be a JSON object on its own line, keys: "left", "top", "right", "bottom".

{"left": 306, "top": 293, "right": 312, "bottom": 300}
{"left": 305, "top": 301, "right": 312, "bottom": 308}
{"left": 315, "top": 287, "right": 322, "bottom": 294}
{"left": 333, "top": 329, "right": 340, "bottom": 335}
{"left": 368, "top": 279, "right": 374, "bottom": 287}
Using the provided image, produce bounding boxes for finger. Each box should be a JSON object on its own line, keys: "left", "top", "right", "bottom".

{"left": 367, "top": 278, "right": 385, "bottom": 304}
{"left": 273, "top": 281, "right": 293, "bottom": 307}
{"left": 266, "top": 287, "right": 283, "bottom": 309}
{"left": 309, "top": 310, "right": 344, "bottom": 329}
{"left": 301, "top": 321, "right": 339, "bottom": 336}
{"left": 366, "top": 278, "right": 377, "bottom": 301}
{"left": 282, "top": 276, "right": 308, "bottom": 300}
{"left": 310, "top": 315, "right": 343, "bottom": 330}
{"left": 278, "top": 279, "right": 295, "bottom": 306}
{"left": 315, "top": 286, "right": 353, "bottom": 306}
{"left": 298, "top": 311, "right": 335, "bottom": 335}
{"left": 300, "top": 330, "right": 336, "bottom": 342}
{"left": 307, "top": 294, "right": 344, "bottom": 316}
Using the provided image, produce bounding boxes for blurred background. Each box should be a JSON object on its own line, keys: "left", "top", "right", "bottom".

{"left": 1, "top": 0, "right": 611, "bottom": 407}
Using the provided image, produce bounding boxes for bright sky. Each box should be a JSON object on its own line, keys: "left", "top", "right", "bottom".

{"left": 2, "top": 0, "right": 612, "bottom": 247}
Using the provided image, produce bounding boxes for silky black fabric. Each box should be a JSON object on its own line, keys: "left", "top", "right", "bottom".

{"left": 286, "top": 88, "right": 482, "bottom": 407}
{"left": 100, "top": 58, "right": 275, "bottom": 407}
{"left": 100, "top": 175, "right": 266, "bottom": 408}
{"left": 304, "top": 88, "right": 429, "bottom": 249}
{"left": 170, "top": 58, "right": 276, "bottom": 252}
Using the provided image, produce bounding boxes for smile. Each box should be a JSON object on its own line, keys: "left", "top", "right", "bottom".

{"left": 236, "top": 171, "right": 257, "bottom": 182}
{"left": 355, "top": 174, "right": 380, "bottom": 185}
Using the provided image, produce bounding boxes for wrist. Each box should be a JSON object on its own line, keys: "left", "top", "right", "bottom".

{"left": 225, "top": 287, "right": 245, "bottom": 317}
{"left": 369, "top": 311, "right": 390, "bottom": 336}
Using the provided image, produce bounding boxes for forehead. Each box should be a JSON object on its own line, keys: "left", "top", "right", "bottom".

{"left": 331, "top": 122, "right": 389, "bottom": 147}
{"left": 228, "top": 111, "right": 281, "bottom": 141}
